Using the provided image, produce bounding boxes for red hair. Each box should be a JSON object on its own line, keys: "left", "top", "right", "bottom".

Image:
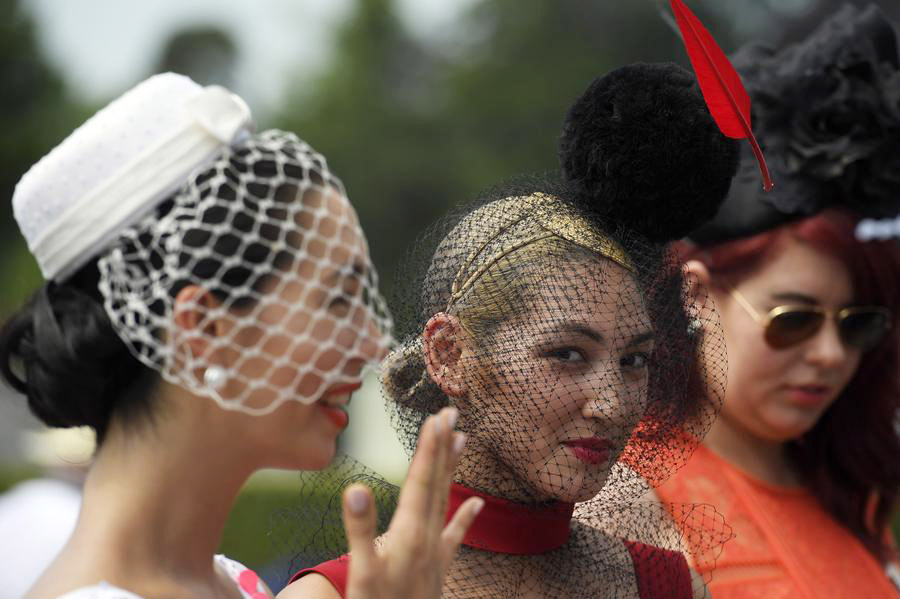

{"left": 673, "top": 209, "right": 900, "bottom": 561}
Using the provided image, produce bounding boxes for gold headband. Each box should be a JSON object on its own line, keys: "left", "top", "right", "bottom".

{"left": 448, "top": 193, "right": 634, "bottom": 307}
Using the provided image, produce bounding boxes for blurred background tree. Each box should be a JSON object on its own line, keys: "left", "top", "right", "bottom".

{"left": 274, "top": 0, "right": 745, "bottom": 298}
{"left": 3, "top": 0, "right": 899, "bottom": 585}
{"left": 0, "top": 0, "right": 89, "bottom": 315}
{"left": 155, "top": 26, "right": 239, "bottom": 89}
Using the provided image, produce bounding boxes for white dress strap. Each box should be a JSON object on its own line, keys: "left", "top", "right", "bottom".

{"left": 215, "top": 554, "right": 270, "bottom": 598}
{"left": 56, "top": 581, "right": 142, "bottom": 599}
{"left": 53, "top": 555, "right": 268, "bottom": 599}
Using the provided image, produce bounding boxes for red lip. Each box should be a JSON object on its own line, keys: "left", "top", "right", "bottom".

{"left": 563, "top": 438, "right": 612, "bottom": 465}
{"left": 786, "top": 385, "right": 831, "bottom": 407}
{"left": 318, "top": 404, "right": 349, "bottom": 429}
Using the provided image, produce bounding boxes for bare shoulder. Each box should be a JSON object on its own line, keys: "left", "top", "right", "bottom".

{"left": 277, "top": 573, "right": 343, "bottom": 599}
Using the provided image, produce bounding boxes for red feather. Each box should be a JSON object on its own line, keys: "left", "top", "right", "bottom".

{"left": 670, "top": 0, "right": 773, "bottom": 191}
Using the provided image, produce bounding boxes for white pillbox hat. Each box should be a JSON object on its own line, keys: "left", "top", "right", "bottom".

{"left": 12, "top": 72, "right": 254, "bottom": 281}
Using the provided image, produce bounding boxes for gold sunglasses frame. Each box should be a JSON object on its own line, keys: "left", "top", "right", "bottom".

{"left": 728, "top": 287, "right": 892, "bottom": 349}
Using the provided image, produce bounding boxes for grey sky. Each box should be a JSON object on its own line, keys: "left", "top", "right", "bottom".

{"left": 24, "top": 0, "right": 478, "bottom": 111}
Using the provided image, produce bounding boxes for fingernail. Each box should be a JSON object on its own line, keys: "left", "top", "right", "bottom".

{"left": 472, "top": 498, "right": 485, "bottom": 516}
{"left": 446, "top": 406, "right": 458, "bottom": 431}
{"left": 346, "top": 487, "right": 369, "bottom": 515}
{"left": 432, "top": 413, "right": 441, "bottom": 435}
{"left": 452, "top": 432, "right": 466, "bottom": 455}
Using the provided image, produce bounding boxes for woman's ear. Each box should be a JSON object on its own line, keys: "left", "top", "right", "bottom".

{"left": 683, "top": 259, "right": 712, "bottom": 297}
{"left": 172, "top": 285, "right": 230, "bottom": 359}
{"left": 682, "top": 259, "right": 719, "bottom": 336}
{"left": 422, "top": 312, "right": 468, "bottom": 398}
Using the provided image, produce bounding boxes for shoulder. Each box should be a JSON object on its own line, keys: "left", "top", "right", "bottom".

{"left": 57, "top": 583, "right": 143, "bottom": 599}
{"left": 281, "top": 555, "right": 349, "bottom": 599}
{"left": 654, "top": 444, "right": 734, "bottom": 506}
{"left": 214, "top": 554, "right": 273, "bottom": 597}
{"left": 278, "top": 573, "right": 344, "bottom": 599}
{"left": 624, "top": 540, "right": 694, "bottom": 599}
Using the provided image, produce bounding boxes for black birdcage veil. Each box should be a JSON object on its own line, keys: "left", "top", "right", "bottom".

{"left": 280, "top": 63, "right": 740, "bottom": 597}
{"left": 279, "top": 182, "right": 730, "bottom": 598}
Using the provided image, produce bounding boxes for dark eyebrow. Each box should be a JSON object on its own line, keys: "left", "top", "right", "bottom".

{"left": 545, "top": 323, "right": 655, "bottom": 346}
{"left": 543, "top": 323, "right": 604, "bottom": 342}
{"left": 770, "top": 292, "right": 818, "bottom": 305}
{"left": 626, "top": 331, "right": 656, "bottom": 347}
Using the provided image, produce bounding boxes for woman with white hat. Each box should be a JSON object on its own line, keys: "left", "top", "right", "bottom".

{"left": 0, "top": 72, "right": 483, "bottom": 599}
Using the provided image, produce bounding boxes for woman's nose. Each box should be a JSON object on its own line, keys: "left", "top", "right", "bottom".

{"left": 582, "top": 373, "right": 641, "bottom": 428}
{"left": 804, "top": 318, "right": 850, "bottom": 368}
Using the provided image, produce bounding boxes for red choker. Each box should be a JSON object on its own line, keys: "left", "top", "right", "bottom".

{"left": 446, "top": 483, "right": 574, "bottom": 555}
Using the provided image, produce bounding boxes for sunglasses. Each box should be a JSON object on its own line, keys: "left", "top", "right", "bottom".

{"left": 728, "top": 288, "right": 892, "bottom": 350}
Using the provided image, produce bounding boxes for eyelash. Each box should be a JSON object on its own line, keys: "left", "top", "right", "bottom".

{"left": 620, "top": 352, "right": 651, "bottom": 371}
{"left": 542, "top": 346, "right": 653, "bottom": 373}
{"left": 544, "top": 347, "right": 587, "bottom": 363}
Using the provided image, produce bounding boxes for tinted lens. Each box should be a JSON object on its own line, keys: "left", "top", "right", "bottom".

{"left": 765, "top": 309, "right": 824, "bottom": 348}
{"left": 839, "top": 310, "right": 891, "bottom": 350}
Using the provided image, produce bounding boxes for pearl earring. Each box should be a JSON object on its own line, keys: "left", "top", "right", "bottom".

{"left": 687, "top": 318, "right": 703, "bottom": 336}
{"left": 203, "top": 365, "right": 227, "bottom": 390}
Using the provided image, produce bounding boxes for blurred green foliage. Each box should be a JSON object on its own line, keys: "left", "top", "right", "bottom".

{"left": 218, "top": 473, "right": 303, "bottom": 584}
{"left": 0, "top": 464, "right": 41, "bottom": 492}
{"left": 273, "top": 0, "right": 742, "bottom": 299}
{"left": 0, "top": 0, "right": 94, "bottom": 315}
{"left": 2, "top": 0, "right": 899, "bottom": 586}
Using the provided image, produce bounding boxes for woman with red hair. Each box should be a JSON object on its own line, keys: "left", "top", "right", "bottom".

{"left": 655, "top": 5, "right": 900, "bottom": 598}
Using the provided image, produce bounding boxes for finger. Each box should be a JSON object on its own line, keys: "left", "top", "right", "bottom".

{"left": 430, "top": 429, "right": 466, "bottom": 536}
{"left": 439, "top": 496, "right": 484, "bottom": 567}
{"left": 392, "top": 413, "right": 441, "bottom": 526}
{"left": 425, "top": 407, "right": 457, "bottom": 527}
{"left": 342, "top": 484, "right": 378, "bottom": 593}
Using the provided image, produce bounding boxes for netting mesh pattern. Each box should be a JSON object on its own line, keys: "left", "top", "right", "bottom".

{"left": 385, "top": 180, "right": 725, "bottom": 497}
{"left": 97, "top": 130, "right": 393, "bottom": 413}
{"left": 281, "top": 175, "right": 731, "bottom": 597}
{"left": 281, "top": 457, "right": 730, "bottom": 598}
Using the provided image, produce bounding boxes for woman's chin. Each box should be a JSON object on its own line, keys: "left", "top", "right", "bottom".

{"left": 269, "top": 441, "right": 337, "bottom": 471}
{"left": 539, "top": 476, "right": 608, "bottom": 504}
{"left": 760, "top": 413, "right": 821, "bottom": 443}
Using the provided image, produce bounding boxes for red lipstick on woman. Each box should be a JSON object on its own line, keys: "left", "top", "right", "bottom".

{"left": 786, "top": 384, "right": 831, "bottom": 407}
{"left": 317, "top": 382, "right": 363, "bottom": 429}
{"left": 563, "top": 438, "right": 612, "bottom": 465}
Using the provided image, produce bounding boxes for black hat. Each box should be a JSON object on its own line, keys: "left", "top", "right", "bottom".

{"left": 689, "top": 3, "right": 900, "bottom": 246}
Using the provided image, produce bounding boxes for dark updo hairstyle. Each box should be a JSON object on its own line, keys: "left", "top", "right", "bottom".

{"left": 0, "top": 131, "right": 330, "bottom": 444}
{"left": 1, "top": 261, "right": 155, "bottom": 444}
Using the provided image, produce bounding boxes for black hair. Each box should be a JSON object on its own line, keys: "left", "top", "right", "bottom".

{"left": 0, "top": 261, "right": 157, "bottom": 444}
{"left": 0, "top": 130, "right": 330, "bottom": 444}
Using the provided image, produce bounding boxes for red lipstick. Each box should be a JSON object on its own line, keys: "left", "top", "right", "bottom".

{"left": 563, "top": 438, "right": 612, "bottom": 465}
{"left": 786, "top": 385, "right": 831, "bottom": 407}
{"left": 318, "top": 404, "right": 349, "bottom": 429}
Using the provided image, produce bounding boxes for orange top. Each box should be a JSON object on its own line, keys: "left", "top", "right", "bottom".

{"left": 655, "top": 443, "right": 900, "bottom": 599}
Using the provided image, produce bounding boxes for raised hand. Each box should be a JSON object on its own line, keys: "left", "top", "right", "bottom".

{"left": 341, "top": 406, "right": 482, "bottom": 599}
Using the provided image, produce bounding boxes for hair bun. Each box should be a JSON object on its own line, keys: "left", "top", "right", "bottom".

{"left": 559, "top": 62, "right": 740, "bottom": 242}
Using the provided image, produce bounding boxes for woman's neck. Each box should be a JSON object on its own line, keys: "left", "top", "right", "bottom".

{"left": 58, "top": 398, "right": 258, "bottom": 594}
{"left": 703, "top": 413, "right": 801, "bottom": 488}
{"left": 455, "top": 435, "right": 554, "bottom": 505}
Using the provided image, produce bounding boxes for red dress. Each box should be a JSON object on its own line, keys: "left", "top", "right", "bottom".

{"left": 291, "top": 483, "right": 692, "bottom": 599}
